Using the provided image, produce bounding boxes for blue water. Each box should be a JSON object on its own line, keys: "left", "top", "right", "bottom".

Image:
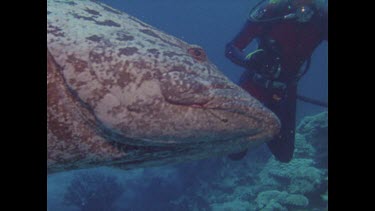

{"left": 47, "top": 0, "right": 328, "bottom": 210}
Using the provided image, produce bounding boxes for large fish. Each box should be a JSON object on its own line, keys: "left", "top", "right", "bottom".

{"left": 47, "top": 0, "right": 280, "bottom": 174}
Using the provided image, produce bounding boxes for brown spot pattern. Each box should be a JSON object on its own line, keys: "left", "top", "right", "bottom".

{"left": 86, "top": 35, "right": 102, "bottom": 42}
{"left": 141, "top": 71, "right": 153, "bottom": 82}
{"left": 140, "top": 29, "right": 159, "bottom": 38}
{"left": 84, "top": 8, "right": 101, "bottom": 16}
{"left": 147, "top": 48, "right": 160, "bottom": 58}
{"left": 118, "top": 47, "right": 138, "bottom": 56}
{"left": 163, "top": 51, "right": 185, "bottom": 58}
{"left": 132, "top": 60, "right": 150, "bottom": 71}
{"left": 117, "top": 71, "right": 133, "bottom": 88}
{"left": 146, "top": 39, "right": 156, "bottom": 45}
{"left": 170, "top": 65, "right": 187, "bottom": 73}
{"left": 116, "top": 31, "right": 134, "bottom": 41}
{"left": 71, "top": 13, "right": 120, "bottom": 27}
{"left": 140, "top": 29, "right": 181, "bottom": 49}
{"left": 98, "top": 20, "right": 121, "bottom": 27}
{"left": 89, "top": 47, "right": 112, "bottom": 63}
{"left": 67, "top": 55, "right": 88, "bottom": 72}
{"left": 71, "top": 13, "right": 96, "bottom": 22}
{"left": 47, "top": 25, "right": 65, "bottom": 37}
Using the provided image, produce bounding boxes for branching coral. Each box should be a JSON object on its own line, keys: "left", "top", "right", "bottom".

{"left": 256, "top": 190, "right": 309, "bottom": 211}
{"left": 63, "top": 171, "right": 124, "bottom": 211}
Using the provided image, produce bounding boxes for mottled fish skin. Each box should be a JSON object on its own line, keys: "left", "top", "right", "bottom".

{"left": 47, "top": 0, "right": 280, "bottom": 173}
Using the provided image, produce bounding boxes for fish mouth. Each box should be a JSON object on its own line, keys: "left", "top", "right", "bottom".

{"left": 165, "top": 93, "right": 281, "bottom": 143}
{"left": 159, "top": 75, "right": 280, "bottom": 142}
{"left": 209, "top": 101, "right": 278, "bottom": 139}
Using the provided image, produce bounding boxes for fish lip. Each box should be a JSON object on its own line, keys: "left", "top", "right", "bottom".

{"left": 197, "top": 99, "right": 281, "bottom": 140}
{"left": 161, "top": 86, "right": 280, "bottom": 142}
{"left": 199, "top": 99, "right": 264, "bottom": 120}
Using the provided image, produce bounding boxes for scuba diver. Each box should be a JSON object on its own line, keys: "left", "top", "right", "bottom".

{"left": 225, "top": 0, "right": 328, "bottom": 162}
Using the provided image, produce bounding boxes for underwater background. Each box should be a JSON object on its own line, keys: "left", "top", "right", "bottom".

{"left": 47, "top": 0, "right": 328, "bottom": 210}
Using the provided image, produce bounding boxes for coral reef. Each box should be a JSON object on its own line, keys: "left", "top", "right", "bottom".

{"left": 211, "top": 199, "right": 252, "bottom": 211}
{"left": 255, "top": 190, "right": 309, "bottom": 211}
{"left": 259, "top": 158, "right": 325, "bottom": 194}
{"left": 63, "top": 170, "right": 124, "bottom": 211}
{"left": 297, "top": 111, "right": 328, "bottom": 168}
{"left": 190, "top": 111, "right": 328, "bottom": 210}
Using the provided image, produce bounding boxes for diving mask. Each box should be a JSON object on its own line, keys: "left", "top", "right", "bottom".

{"left": 248, "top": 0, "right": 316, "bottom": 23}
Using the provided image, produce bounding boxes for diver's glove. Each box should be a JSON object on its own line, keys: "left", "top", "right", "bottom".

{"left": 225, "top": 43, "right": 248, "bottom": 67}
{"left": 225, "top": 43, "right": 262, "bottom": 69}
{"left": 242, "top": 49, "right": 265, "bottom": 70}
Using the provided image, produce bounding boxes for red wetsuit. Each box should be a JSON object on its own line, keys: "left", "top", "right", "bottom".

{"left": 225, "top": 3, "right": 328, "bottom": 162}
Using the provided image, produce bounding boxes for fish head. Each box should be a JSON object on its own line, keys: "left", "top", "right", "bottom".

{"left": 128, "top": 43, "right": 281, "bottom": 145}
{"left": 47, "top": 0, "right": 280, "bottom": 150}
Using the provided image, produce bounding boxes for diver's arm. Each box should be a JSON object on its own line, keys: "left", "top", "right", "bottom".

{"left": 225, "top": 20, "right": 264, "bottom": 68}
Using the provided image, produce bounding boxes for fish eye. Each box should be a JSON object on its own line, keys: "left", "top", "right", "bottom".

{"left": 188, "top": 47, "right": 207, "bottom": 62}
